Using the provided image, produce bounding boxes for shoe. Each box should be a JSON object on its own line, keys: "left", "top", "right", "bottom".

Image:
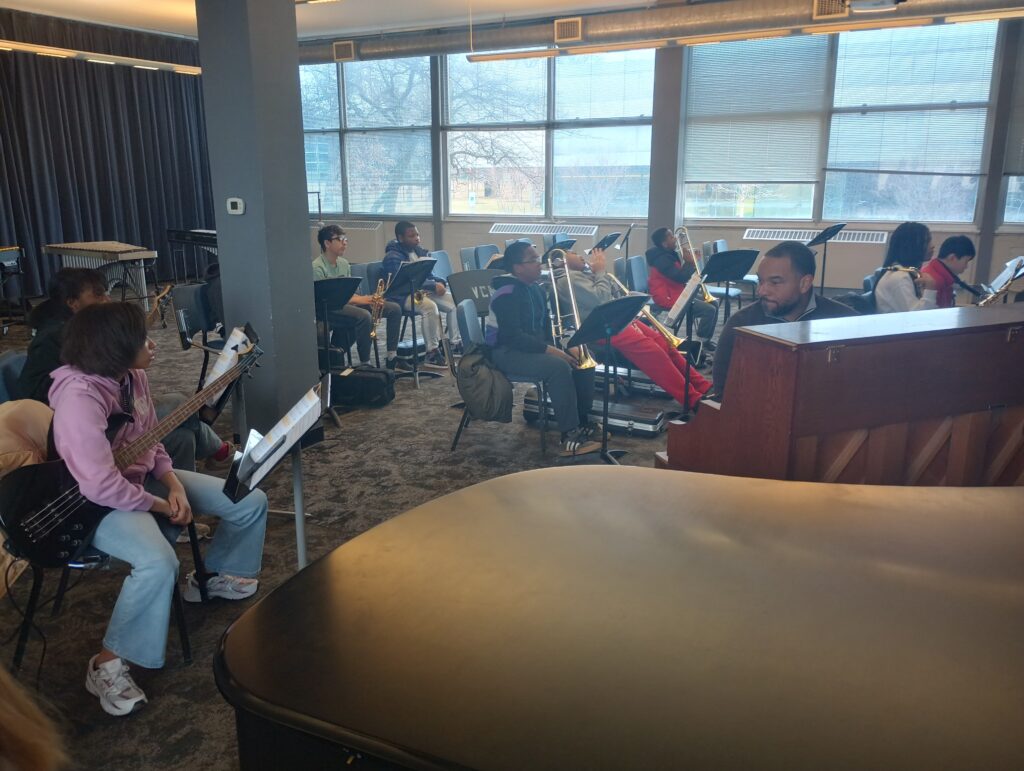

{"left": 449, "top": 341, "right": 464, "bottom": 356}
{"left": 202, "top": 442, "right": 236, "bottom": 473}
{"left": 385, "top": 358, "right": 397, "bottom": 371}
{"left": 702, "top": 340, "right": 717, "bottom": 353}
{"left": 423, "top": 350, "right": 448, "bottom": 368}
{"left": 182, "top": 571, "right": 259, "bottom": 603}
{"left": 86, "top": 655, "right": 147, "bottom": 717}
{"left": 176, "top": 521, "right": 211, "bottom": 544}
{"left": 560, "top": 428, "right": 601, "bottom": 457}
{"left": 389, "top": 357, "right": 413, "bottom": 372}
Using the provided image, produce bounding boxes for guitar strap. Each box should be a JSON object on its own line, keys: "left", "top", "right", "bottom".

{"left": 45, "top": 372, "right": 136, "bottom": 461}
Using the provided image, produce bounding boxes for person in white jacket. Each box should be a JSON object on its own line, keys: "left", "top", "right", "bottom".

{"left": 875, "top": 221, "right": 939, "bottom": 313}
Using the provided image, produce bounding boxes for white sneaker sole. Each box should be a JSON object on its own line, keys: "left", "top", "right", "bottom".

{"left": 85, "top": 673, "right": 147, "bottom": 717}
{"left": 182, "top": 577, "right": 259, "bottom": 603}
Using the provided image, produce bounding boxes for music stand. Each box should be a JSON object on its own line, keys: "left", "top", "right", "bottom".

{"left": 567, "top": 294, "right": 651, "bottom": 465}
{"left": 389, "top": 259, "right": 438, "bottom": 388}
{"left": 314, "top": 277, "right": 362, "bottom": 372}
{"left": 807, "top": 223, "right": 846, "bottom": 296}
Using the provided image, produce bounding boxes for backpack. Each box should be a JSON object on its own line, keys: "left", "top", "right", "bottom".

{"left": 456, "top": 343, "right": 513, "bottom": 423}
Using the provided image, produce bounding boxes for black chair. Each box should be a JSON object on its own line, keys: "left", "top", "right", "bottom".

{"left": 447, "top": 269, "right": 504, "bottom": 333}
{"left": 171, "top": 283, "right": 225, "bottom": 392}
{"left": 0, "top": 248, "right": 29, "bottom": 336}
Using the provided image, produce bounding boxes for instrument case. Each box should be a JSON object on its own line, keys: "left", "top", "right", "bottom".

{"left": 523, "top": 388, "right": 667, "bottom": 438}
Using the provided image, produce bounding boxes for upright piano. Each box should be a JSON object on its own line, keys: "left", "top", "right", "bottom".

{"left": 657, "top": 305, "right": 1024, "bottom": 486}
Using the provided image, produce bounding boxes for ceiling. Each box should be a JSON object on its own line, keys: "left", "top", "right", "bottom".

{"left": 0, "top": 0, "right": 648, "bottom": 40}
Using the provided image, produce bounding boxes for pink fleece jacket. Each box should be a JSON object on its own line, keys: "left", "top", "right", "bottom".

{"left": 49, "top": 365, "right": 173, "bottom": 512}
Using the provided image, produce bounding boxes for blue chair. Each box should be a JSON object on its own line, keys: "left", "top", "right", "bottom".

{"left": 0, "top": 350, "right": 27, "bottom": 402}
{"left": 171, "top": 284, "right": 225, "bottom": 391}
{"left": 473, "top": 244, "right": 500, "bottom": 271}
{"left": 451, "top": 299, "right": 548, "bottom": 453}
{"left": 350, "top": 262, "right": 370, "bottom": 294}
{"left": 627, "top": 255, "right": 649, "bottom": 293}
{"left": 613, "top": 255, "right": 628, "bottom": 287}
{"left": 459, "top": 247, "right": 475, "bottom": 272}
{"left": 429, "top": 250, "right": 453, "bottom": 281}
{"left": 542, "top": 233, "right": 570, "bottom": 252}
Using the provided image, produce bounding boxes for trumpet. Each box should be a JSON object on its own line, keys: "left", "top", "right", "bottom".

{"left": 544, "top": 248, "right": 597, "bottom": 370}
{"left": 675, "top": 226, "right": 715, "bottom": 305}
{"left": 368, "top": 274, "right": 393, "bottom": 340}
{"left": 606, "top": 273, "right": 687, "bottom": 350}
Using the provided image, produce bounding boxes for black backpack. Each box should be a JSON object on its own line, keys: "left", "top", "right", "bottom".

{"left": 329, "top": 366, "right": 395, "bottom": 408}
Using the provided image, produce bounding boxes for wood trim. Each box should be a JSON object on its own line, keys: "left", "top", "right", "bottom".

{"left": 905, "top": 417, "right": 953, "bottom": 485}
{"left": 865, "top": 423, "right": 909, "bottom": 485}
{"left": 947, "top": 411, "right": 992, "bottom": 486}
{"left": 821, "top": 430, "right": 868, "bottom": 483}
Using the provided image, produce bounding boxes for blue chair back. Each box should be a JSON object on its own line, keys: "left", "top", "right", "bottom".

{"left": 448, "top": 269, "right": 504, "bottom": 319}
{"left": 713, "top": 238, "right": 728, "bottom": 254}
{"left": 0, "top": 350, "right": 27, "bottom": 402}
{"left": 627, "top": 255, "right": 649, "bottom": 293}
{"left": 350, "top": 262, "right": 369, "bottom": 294}
{"left": 459, "top": 247, "right": 475, "bottom": 272}
{"left": 473, "top": 244, "right": 500, "bottom": 271}
{"left": 457, "top": 299, "right": 484, "bottom": 346}
{"left": 613, "top": 255, "right": 628, "bottom": 286}
{"left": 542, "top": 233, "right": 570, "bottom": 251}
{"left": 429, "top": 250, "right": 453, "bottom": 281}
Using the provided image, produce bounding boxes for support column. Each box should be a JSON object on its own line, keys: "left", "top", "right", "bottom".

{"left": 647, "top": 47, "right": 685, "bottom": 231}
{"left": 195, "top": 0, "right": 318, "bottom": 431}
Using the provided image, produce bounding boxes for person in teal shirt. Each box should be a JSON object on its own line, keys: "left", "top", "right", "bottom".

{"left": 314, "top": 225, "right": 403, "bottom": 369}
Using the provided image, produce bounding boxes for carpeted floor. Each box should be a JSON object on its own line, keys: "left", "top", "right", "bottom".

{"left": 0, "top": 310, "right": 707, "bottom": 770}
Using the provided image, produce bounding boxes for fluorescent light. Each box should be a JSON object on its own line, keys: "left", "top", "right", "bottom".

{"left": 947, "top": 8, "right": 1024, "bottom": 23}
{"left": 677, "top": 29, "right": 792, "bottom": 46}
{"left": 466, "top": 49, "right": 559, "bottom": 62}
{"left": 37, "top": 52, "right": 68, "bottom": 58}
{"left": 133, "top": 65, "right": 160, "bottom": 70}
{"left": 564, "top": 39, "right": 671, "bottom": 55}
{"left": 807, "top": 17, "right": 933, "bottom": 34}
{"left": 0, "top": 47, "right": 11, "bottom": 51}
{"left": 87, "top": 59, "right": 116, "bottom": 65}
{"left": 175, "top": 69, "right": 201, "bottom": 76}
{"left": 0, "top": 38, "right": 200, "bottom": 73}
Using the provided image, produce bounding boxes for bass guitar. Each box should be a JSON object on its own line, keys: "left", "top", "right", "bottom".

{"left": 0, "top": 339, "right": 261, "bottom": 568}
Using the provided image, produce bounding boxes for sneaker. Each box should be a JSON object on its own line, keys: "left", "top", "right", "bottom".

{"left": 202, "top": 442, "right": 236, "bottom": 473}
{"left": 85, "top": 655, "right": 147, "bottom": 717}
{"left": 389, "top": 357, "right": 413, "bottom": 372}
{"left": 176, "top": 521, "right": 211, "bottom": 544}
{"left": 423, "top": 350, "right": 448, "bottom": 368}
{"left": 702, "top": 340, "right": 717, "bottom": 353}
{"left": 560, "top": 428, "right": 601, "bottom": 457}
{"left": 182, "top": 571, "right": 259, "bottom": 603}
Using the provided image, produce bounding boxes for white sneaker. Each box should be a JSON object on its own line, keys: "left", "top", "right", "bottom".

{"left": 176, "top": 521, "right": 211, "bottom": 544}
{"left": 85, "top": 655, "right": 147, "bottom": 717}
{"left": 182, "top": 571, "right": 259, "bottom": 603}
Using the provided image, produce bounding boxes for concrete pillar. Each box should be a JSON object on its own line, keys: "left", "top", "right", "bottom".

{"left": 647, "top": 47, "right": 685, "bottom": 233}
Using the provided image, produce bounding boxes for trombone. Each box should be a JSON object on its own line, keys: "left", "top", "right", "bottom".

{"left": 675, "top": 226, "right": 715, "bottom": 305}
{"left": 606, "top": 273, "right": 687, "bottom": 350}
{"left": 544, "top": 248, "right": 597, "bottom": 370}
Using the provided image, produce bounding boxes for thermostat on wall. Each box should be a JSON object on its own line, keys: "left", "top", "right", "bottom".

{"left": 226, "top": 197, "right": 245, "bottom": 215}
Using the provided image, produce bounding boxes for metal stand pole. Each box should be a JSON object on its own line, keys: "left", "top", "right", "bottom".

{"left": 292, "top": 446, "right": 308, "bottom": 569}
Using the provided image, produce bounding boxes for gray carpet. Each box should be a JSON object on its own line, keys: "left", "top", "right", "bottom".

{"left": 0, "top": 313, "right": 705, "bottom": 770}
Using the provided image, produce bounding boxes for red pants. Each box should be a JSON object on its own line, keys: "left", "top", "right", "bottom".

{"left": 608, "top": 321, "right": 711, "bottom": 407}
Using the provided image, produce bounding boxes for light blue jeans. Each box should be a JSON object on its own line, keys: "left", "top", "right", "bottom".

{"left": 90, "top": 470, "right": 268, "bottom": 669}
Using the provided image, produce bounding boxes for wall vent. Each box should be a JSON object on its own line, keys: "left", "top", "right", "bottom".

{"left": 812, "top": 0, "right": 849, "bottom": 20}
{"left": 553, "top": 17, "right": 584, "bottom": 44}
{"left": 490, "top": 223, "right": 598, "bottom": 237}
{"left": 333, "top": 40, "right": 356, "bottom": 62}
{"left": 743, "top": 228, "right": 888, "bottom": 245}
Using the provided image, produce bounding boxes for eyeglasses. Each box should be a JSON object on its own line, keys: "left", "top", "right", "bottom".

{"left": 329, "top": 236, "right": 347, "bottom": 243}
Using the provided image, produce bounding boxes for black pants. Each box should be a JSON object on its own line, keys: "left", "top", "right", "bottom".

{"left": 329, "top": 301, "right": 402, "bottom": 362}
{"left": 491, "top": 347, "right": 594, "bottom": 434}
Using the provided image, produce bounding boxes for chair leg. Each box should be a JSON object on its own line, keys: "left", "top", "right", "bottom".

{"left": 12, "top": 565, "right": 45, "bottom": 673}
{"left": 187, "top": 522, "right": 214, "bottom": 604}
{"left": 451, "top": 408, "right": 470, "bottom": 451}
{"left": 50, "top": 565, "right": 72, "bottom": 618}
{"left": 171, "top": 584, "right": 192, "bottom": 665}
{"left": 538, "top": 383, "right": 547, "bottom": 454}
{"left": 373, "top": 338, "right": 380, "bottom": 369}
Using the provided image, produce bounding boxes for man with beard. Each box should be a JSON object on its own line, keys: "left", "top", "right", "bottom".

{"left": 712, "top": 241, "right": 857, "bottom": 401}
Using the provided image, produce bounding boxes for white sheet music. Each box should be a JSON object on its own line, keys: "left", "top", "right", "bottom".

{"left": 666, "top": 278, "right": 702, "bottom": 326}
{"left": 201, "top": 326, "right": 250, "bottom": 406}
{"left": 238, "top": 386, "right": 321, "bottom": 488}
{"left": 987, "top": 257, "right": 1024, "bottom": 295}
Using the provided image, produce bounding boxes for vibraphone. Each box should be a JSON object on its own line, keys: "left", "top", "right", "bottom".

{"left": 42, "top": 241, "right": 156, "bottom": 310}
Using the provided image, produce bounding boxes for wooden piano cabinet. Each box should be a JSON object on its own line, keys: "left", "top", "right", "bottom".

{"left": 663, "top": 306, "right": 1024, "bottom": 486}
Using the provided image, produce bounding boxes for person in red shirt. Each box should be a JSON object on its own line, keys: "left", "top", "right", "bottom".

{"left": 919, "top": 235, "right": 976, "bottom": 308}
{"left": 644, "top": 227, "right": 719, "bottom": 347}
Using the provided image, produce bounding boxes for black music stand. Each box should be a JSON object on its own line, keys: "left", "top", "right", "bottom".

{"left": 314, "top": 277, "right": 362, "bottom": 372}
{"left": 807, "top": 223, "right": 846, "bottom": 296}
{"left": 390, "top": 259, "right": 438, "bottom": 388}
{"left": 613, "top": 224, "right": 634, "bottom": 261}
{"left": 567, "top": 294, "right": 651, "bottom": 466}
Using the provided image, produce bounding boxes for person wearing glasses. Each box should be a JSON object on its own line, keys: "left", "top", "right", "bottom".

{"left": 485, "top": 241, "right": 600, "bottom": 457}
{"left": 314, "top": 225, "right": 405, "bottom": 370}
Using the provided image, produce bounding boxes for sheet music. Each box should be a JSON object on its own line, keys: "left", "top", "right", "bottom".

{"left": 987, "top": 257, "right": 1024, "bottom": 295}
{"left": 239, "top": 386, "right": 321, "bottom": 488}
{"left": 666, "top": 278, "right": 702, "bottom": 326}
{"left": 202, "top": 326, "right": 250, "bottom": 406}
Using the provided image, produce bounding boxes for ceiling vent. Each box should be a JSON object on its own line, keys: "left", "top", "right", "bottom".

{"left": 332, "top": 40, "right": 356, "bottom": 62}
{"left": 812, "top": 0, "right": 850, "bottom": 19}
{"left": 553, "top": 17, "right": 583, "bottom": 44}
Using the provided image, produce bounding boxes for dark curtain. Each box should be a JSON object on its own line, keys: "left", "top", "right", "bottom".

{"left": 0, "top": 9, "right": 213, "bottom": 298}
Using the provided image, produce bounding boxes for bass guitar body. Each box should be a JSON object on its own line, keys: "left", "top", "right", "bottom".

{"left": 0, "top": 460, "right": 110, "bottom": 568}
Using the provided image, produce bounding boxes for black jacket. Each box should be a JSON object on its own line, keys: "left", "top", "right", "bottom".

{"left": 645, "top": 245, "right": 695, "bottom": 284}
{"left": 712, "top": 295, "right": 858, "bottom": 401}
{"left": 16, "top": 299, "right": 71, "bottom": 404}
{"left": 484, "top": 275, "right": 551, "bottom": 354}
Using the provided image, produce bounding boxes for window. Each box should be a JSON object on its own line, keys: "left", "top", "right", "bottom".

{"left": 682, "top": 35, "right": 830, "bottom": 220}
{"left": 343, "top": 57, "right": 431, "bottom": 128}
{"left": 345, "top": 131, "right": 432, "bottom": 214}
{"left": 553, "top": 126, "right": 651, "bottom": 217}
{"left": 554, "top": 50, "right": 655, "bottom": 120}
{"left": 300, "top": 63, "right": 339, "bottom": 130}
{"left": 447, "top": 56, "right": 547, "bottom": 124}
{"left": 447, "top": 130, "right": 545, "bottom": 215}
{"left": 304, "top": 133, "right": 343, "bottom": 214}
{"left": 824, "top": 22, "right": 997, "bottom": 222}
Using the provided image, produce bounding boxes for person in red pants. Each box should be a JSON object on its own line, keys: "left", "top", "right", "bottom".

{"left": 553, "top": 248, "right": 711, "bottom": 409}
